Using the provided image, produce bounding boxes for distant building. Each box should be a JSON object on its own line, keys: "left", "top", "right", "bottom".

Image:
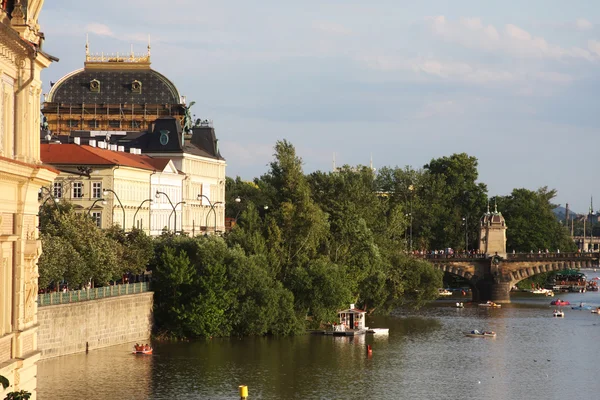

{"left": 479, "top": 204, "right": 507, "bottom": 258}
{"left": 1, "top": 1, "right": 58, "bottom": 397}
{"left": 40, "top": 47, "right": 227, "bottom": 233}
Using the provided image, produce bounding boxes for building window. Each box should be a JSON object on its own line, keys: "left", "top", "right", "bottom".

{"left": 92, "top": 182, "right": 102, "bottom": 198}
{"left": 131, "top": 80, "right": 142, "bottom": 94}
{"left": 53, "top": 182, "right": 63, "bottom": 198}
{"left": 72, "top": 182, "right": 83, "bottom": 198}
{"left": 88, "top": 120, "right": 99, "bottom": 128}
{"left": 91, "top": 212, "right": 102, "bottom": 227}
{"left": 131, "top": 120, "right": 141, "bottom": 128}
{"left": 109, "top": 120, "right": 121, "bottom": 128}
{"left": 90, "top": 79, "right": 100, "bottom": 93}
{"left": 67, "top": 119, "right": 79, "bottom": 128}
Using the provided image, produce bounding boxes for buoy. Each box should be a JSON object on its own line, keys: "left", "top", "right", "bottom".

{"left": 239, "top": 385, "right": 248, "bottom": 399}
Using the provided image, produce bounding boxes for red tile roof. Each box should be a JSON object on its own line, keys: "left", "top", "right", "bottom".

{"left": 40, "top": 144, "right": 155, "bottom": 171}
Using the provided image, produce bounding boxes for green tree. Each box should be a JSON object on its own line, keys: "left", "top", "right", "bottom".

{"left": 495, "top": 187, "right": 577, "bottom": 252}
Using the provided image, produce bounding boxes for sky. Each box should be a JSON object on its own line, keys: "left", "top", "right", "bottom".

{"left": 39, "top": 0, "right": 600, "bottom": 213}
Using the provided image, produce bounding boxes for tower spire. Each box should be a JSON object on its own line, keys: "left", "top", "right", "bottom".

{"left": 85, "top": 33, "right": 89, "bottom": 58}
{"left": 332, "top": 152, "right": 336, "bottom": 172}
{"left": 487, "top": 199, "right": 490, "bottom": 215}
{"left": 147, "top": 34, "right": 151, "bottom": 60}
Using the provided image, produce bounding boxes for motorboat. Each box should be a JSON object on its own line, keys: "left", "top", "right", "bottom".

{"left": 464, "top": 330, "right": 496, "bottom": 338}
{"left": 552, "top": 310, "right": 564, "bottom": 318}
{"left": 366, "top": 328, "right": 389, "bottom": 335}
{"left": 550, "top": 300, "right": 570, "bottom": 306}
{"left": 571, "top": 304, "right": 593, "bottom": 311}
{"left": 455, "top": 302, "right": 465, "bottom": 308}
{"left": 438, "top": 288, "right": 453, "bottom": 296}
{"left": 478, "top": 301, "right": 501, "bottom": 308}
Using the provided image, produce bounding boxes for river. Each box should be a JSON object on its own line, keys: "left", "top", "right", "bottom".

{"left": 38, "top": 269, "right": 600, "bottom": 399}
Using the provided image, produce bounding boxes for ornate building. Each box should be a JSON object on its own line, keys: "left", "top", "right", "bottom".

{"left": 0, "top": 1, "right": 57, "bottom": 397}
{"left": 40, "top": 47, "right": 227, "bottom": 234}
{"left": 479, "top": 203, "right": 507, "bottom": 258}
{"left": 41, "top": 40, "right": 186, "bottom": 135}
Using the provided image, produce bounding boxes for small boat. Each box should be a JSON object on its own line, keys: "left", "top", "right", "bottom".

{"left": 591, "top": 307, "right": 600, "bottom": 314}
{"left": 553, "top": 310, "right": 564, "bottom": 318}
{"left": 550, "top": 300, "right": 570, "bottom": 306}
{"left": 132, "top": 345, "right": 153, "bottom": 355}
{"left": 478, "top": 301, "right": 501, "bottom": 308}
{"left": 571, "top": 304, "right": 593, "bottom": 311}
{"left": 464, "top": 330, "right": 496, "bottom": 338}
{"left": 455, "top": 302, "right": 464, "bottom": 308}
{"left": 367, "top": 328, "right": 389, "bottom": 335}
{"left": 438, "top": 288, "right": 453, "bottom": 296}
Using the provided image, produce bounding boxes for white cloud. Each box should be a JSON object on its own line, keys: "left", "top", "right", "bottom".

{"left": 85, "top": 23, "right": 114, "bottom": 37}
{"left": 313, "top": 21, "right": 352, "bottom": 36}
{"left": 575, "top": 18, "right": 593, "bottom": 31}
{"left": 589, "top": 40, "right": 600, "bottom": 56}
{"left": 425, "top": 16, "right": 594, "bottom": 61}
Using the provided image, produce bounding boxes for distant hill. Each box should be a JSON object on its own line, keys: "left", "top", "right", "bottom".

{"left": 553, "top": 206, "right": 582, "bottom": 220}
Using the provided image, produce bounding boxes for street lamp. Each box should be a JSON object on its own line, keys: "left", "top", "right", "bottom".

{"left": 408, "top": 184, "right": 414, "bottom": 252}
{"left": 133, "top": 199, "right": 153, "bottom": 230}
{"left": 39, "top": 186, "right": 60, "bottom": 211}
{"left": 168, "top": 201, "right": 186, "bottom": 233}
{"left": 87, "top": 198, "right": 106, "bottom": 216}
{"left": 462, "top": 216, "right": 469, "bottom": 252}
{"left": 198, "top": 194, "right": 221, "bottom": 235}
{"left": 155, "top": 191, "right": 177, "bottom": 233}
{"left": 103, "top": 189, "right": 125, "bottom": 230}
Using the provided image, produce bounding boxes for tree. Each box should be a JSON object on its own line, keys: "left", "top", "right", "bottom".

{"left": 495, "top": 187, "right": 577, "bottom": 252}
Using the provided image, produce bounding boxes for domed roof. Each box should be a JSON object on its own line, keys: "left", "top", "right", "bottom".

{"left": 481, "top": 203, "right": 506, "bottom": 226}
{"left": 46, "top": 62, "right": 182, "bottom": 105}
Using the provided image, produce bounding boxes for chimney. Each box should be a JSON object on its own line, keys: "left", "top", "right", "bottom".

{"left": 98, "top": 141, "right": 106, "bottom": 149}
{"left": 89, "top": 140, "right": 96, "bottom": 147}
{"left": 350, "top": 303, "right": 355, "bottom": 310}
{"left": 118, "top": 145, "right": 125, "bottom": 152}
{"left": 110, "top": 144, "right": 117, "bottom": 151}
{"left": 129, "top": 148, "right": 136, "bottom": 154}
{"left": 74, "top": 137, "right": 81, "bottom": 145}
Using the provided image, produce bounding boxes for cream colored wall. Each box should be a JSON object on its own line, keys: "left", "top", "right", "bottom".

{"left": 0, "top": 2, "right": 56, "bottom": 398}
{"left": 150, "top": 167, "right": 184, "bottom": 235}
{"left": 112, "top": 167, "right": 153, "bottom": 231}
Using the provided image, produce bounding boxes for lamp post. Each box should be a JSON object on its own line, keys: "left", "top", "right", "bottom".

{"left": 408, "top": 184, "right": 414, "bottom": 252}
{"left": 168, "top": 201, "right": 186, "bottom": 233}
{"left": 103, "top": 189, "right": 125, "bottom": 230}
{"left": 462, "top": 216, "right": 469, "bottom": 252}
{"left": 155, "top": 191, "right": 177, "bottom": 233}
{"left": 87, "top": 198, "right": 106, "bottom": 216}
{"left": 39, "top": 186, "right": 60, "bottom": 211}
{"left": 198, "top": 194, "right": 221, "bottom": 235}
{"left": 133, "top": 199, "right": 153, "bottom": 230}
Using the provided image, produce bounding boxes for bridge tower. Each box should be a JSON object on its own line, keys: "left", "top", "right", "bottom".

{"left": 479, "top": 203, "right": 507, "bottom": 258}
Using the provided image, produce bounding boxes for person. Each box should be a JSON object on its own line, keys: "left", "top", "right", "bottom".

{"left": 580, "top": 302, "right": 584, "bottom": 308}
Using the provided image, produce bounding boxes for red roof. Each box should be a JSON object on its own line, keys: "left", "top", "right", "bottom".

{"left": 40, "top": 144, "right": 155, "bottom": 171}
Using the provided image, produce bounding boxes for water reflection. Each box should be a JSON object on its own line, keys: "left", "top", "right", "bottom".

{"left": 38, "top": 275, "right": 600, "bottom": 399}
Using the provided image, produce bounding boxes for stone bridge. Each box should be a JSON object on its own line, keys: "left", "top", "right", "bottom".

{"left": 426, "top": 252, "right": 599, "bottom": 303}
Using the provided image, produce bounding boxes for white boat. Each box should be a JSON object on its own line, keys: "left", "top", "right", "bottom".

{"left": 532, "top": 288, "right": 554, "bottom": 296}
{"left": 464, "top": 330, "right": 496, "bottom": 338}
{"left": 478, "top": 301, "right": 501, "bottom": 308}
{"left": 438, "top": 288, "right": 453, "bottom": 296}
{"left": 367, "top": 328, "right": 389, "bottom": 335}
{"left": 455, "top": 302, "right": 464, "bottom": 308}
{"left": 553, "top": 310, "right": 564, "bottom": 318}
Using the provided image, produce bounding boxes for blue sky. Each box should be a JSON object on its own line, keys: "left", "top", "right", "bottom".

{"left": 40, "top": 1, "right": 600, "bottom": 213}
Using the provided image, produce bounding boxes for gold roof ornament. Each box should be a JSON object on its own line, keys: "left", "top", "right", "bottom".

{"left": 84, "top": 35, "right": 152, "bottom": 70}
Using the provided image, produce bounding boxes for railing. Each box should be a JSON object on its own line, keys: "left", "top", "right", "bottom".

{"left": 421, "top": 252, "right": 600, "bottom": 261}
{"left": 38, "top": 282, "right": 151, "bottom": 307}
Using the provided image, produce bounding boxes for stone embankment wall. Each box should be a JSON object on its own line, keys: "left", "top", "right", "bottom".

{"left": 37, "top": 292, "right": 153, "bottom": 359}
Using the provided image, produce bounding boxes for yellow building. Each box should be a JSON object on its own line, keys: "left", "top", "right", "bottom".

{"left": 39, "top": 142, "right": 184, "bottom": 234}
{"left": 42, "top": 49, "right": 227, "bottom": 234}
{"left": 1, "top": 1, "right": 57, "bottom": 398}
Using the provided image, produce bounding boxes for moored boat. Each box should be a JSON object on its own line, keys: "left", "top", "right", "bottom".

{"left": 438, "top": 288, "right": 453, "bottom": 296}
{"left": 367, "top": 328, "right": 389, "bottom": 335}
{"left": 463, "top": 330, "right": 496, "bottom": 338}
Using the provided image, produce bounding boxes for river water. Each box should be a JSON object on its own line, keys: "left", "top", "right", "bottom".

{"left": 38, "top": 270, "right": 600, "bottom": 400}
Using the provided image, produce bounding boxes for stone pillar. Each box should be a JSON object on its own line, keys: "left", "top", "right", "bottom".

{"left": 489, "top": 282, "right": 511, "bottom": 303}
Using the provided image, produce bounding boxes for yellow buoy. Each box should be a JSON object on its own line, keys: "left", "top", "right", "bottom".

{"left": 239, "top": 385, "right": 248, "bottom": 399}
